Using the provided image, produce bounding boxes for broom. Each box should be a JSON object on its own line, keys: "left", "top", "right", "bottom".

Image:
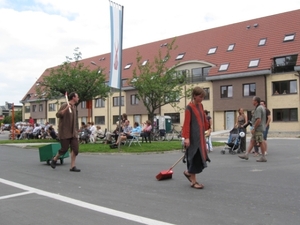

{"left": 65, "top": 92, "right": 72, "bottom": 113}
{"left": 156, "top": 154, "right": 185, "bottom": 181}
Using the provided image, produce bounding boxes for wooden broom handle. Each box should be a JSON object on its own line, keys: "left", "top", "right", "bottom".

{"left": 169, "top": 154, "right": 185, "bottom": 171}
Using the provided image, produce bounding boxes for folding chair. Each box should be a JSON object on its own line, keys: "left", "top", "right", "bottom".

{"left": 127, "top": 133, "right": 141, "bottom": 147}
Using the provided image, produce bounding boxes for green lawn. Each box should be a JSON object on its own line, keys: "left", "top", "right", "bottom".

{"left": 0, "top": 139, "right": 224, "bottom": 153}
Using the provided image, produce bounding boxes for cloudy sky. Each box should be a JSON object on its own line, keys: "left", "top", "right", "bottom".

{"left": 0, "top": 0, "right": 299, "bottom": 106}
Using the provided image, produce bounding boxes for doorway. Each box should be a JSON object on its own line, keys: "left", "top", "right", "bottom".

{"left": 225, "top": 111, "right": 235, "bottom": 130}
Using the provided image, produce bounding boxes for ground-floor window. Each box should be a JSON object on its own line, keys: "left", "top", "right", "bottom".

{"left": 164, "top": 113, "right": 180, "bottom": 124}
{"left": 273, "top": 108, "right": 298, "bottom": 121}
{"left": 95, "top": 116, "right": 105, "bottom": 125}
{"left": 48, "top": 118, "right": 56, "bottom": 125}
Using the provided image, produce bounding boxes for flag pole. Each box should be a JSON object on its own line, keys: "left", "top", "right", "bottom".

{"left": 117, "top": 4, "right": 124, "bottom": 151}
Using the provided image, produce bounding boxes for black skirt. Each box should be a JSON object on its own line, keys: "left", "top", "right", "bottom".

{"left": 186, "top": 148, "right": 205, "bottom": 174}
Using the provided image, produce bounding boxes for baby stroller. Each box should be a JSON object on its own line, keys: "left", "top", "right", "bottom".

{"left": 221, "top": 128, "right": 245, "bottom": 154}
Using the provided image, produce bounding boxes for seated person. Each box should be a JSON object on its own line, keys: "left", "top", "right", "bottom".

{"left": 105, "top": 121, "right": 122, "bottom": 144}
{"left": 9, "top": 126, "right": 21, "bottom": 139}
{"left": 95, "top": 125, "right": 104, "bottom": 139}
{"left": 79, "top": 125, "right": 91, "bottom": 144}
{"left": 112, "top": 121, "right": 141, "bottom": 147}
{"left": 140, "top": 120, "right": 152, "bottom": 143}
{"left": 48, "top": 126, "right": 59, "bottom": 141}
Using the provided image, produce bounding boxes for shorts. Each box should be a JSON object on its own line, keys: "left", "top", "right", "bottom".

{"left": 251, "top": 131, "right": 263, "bottom": 143}
{"left": 59, "top": 137, "right": 79, "bottom": 156}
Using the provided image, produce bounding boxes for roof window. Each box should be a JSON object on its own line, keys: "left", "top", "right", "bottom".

{"left": 284, "top": 34, "right": 295, "bottom": 42}
{"left": 249, "top": 59, "right": 260, "bottom": 67}
{"left": 227, "top": 44, "right": 235, "bottom": 51}
{"left": 142, "top": 60, "right": 148, "bottom": 66}
{"left": 258, "top": 38, "right": 267, "bottom": 46}
{"left": 219, "top": 63, "right": 229, "bottom": 71}
{"left": 176, "top": 53, "right": 185, "bottom": 60}
{"left": 124, "top": 63, "right": 132, "bottom": 70}
{"left": 208, "top": 47, "right": 217, "bottom": 54}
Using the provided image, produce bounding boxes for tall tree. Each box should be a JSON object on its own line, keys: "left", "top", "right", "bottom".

{"left": 130, "top": 39, "right": 187, "bottom": 122}
{"left": 36, "top": 47, "right": 110, "bottom": 106}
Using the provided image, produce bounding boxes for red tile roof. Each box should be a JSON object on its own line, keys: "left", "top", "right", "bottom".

{"left": 22, "top": 9, "right": 300, "bottom": 101}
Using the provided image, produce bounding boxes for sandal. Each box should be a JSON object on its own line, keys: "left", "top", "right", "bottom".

{"left": 191, "top": 182, "right": 204, "bottom": 189}
{"left": 183, "top": 171, "right": 192, "bottom": 182}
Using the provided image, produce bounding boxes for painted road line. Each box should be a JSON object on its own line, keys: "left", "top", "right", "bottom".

{"left": 0, "top": 178, "right": 174, "bottom": 225}
{"left": 0, "top": 191, "right": 33, "bottom": 200}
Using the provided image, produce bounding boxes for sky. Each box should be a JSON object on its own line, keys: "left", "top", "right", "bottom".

{"left": 1, "top": 0, "right": 300, "bottom": 106}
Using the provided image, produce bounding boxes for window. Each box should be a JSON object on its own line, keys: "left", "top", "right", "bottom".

{"left": 258, "top": 38, "right": 267, "bottom": 46}
{"left": 48, "top": 118, "right": 56, "bottom": 125}
{"left": 49, "top": 103, "right": 56, "bottom": 111}
{"left": 221, "top": 85, "right": 233, "bottom": 98}
{"left": 176, "top": 53, "right": 185, "bottom": 60}
{"left": 124, "top": 63, "right": 132, "bottom": 69}
{"left": 191, "top": 67, "right": 210, "bottom": 82}
{"left": 227, "top": 44, "right": 235, "bottom": 51}
{"left": 113, "top": 96, "right": 124, "bottom": 106}
{"left": 272, "top": 54, "right": 298, "bottom": 73}
{"left": 219, "top": 64, "right": 229, "bottom": 71}
{"left": 95, "top": 116, "right": 105, "bottom": 124}
{"left": 203, "top": 88, "right": 210, "bottom": 100}
{"left": 25, "top": 106, "right": 30, "bottom": 113}
{"left": 95, "top": 98, "right": 105, "bottom": 108}
{"left": 208, "top": 47, "right": 217, "bottom": 54}
{"left": 272, "top": 80, "right": 297, "bottom": 95}
{"left": 249, "top": 59, "right": 260, "bottom": 68}
{"left": 122, "top": 79, "right": 128, "bottom": 87}
{"left": 164, "top": 113, "right": 180, "bottom": 124}
{"left": 243, "top": 83, "right": 256, "bottom": 96}
{"left": 133, "top": 115, "right": 141, "bottom": 125}
{"left": 283, "top": 34, "right": 295, "bottom": 42}
{"left": 39, "top": 104, "right": 43, "bottom": 112}
{"left": 81, "top": 101, "right": 87, "bottom": 109}
{"left": 273, "top": 108, "right": 298, "bottom": 121}
{"left": 113, "top": 115, "right": 120, "bottom": 124}
{"left": 32, "top": 105, "right": 36, "bottom": 112}
{"left": 131, "top": 94, "right": 139, "bottom": 105}
{"left": 142, "top": 60, "right": 148, "bottom": 66}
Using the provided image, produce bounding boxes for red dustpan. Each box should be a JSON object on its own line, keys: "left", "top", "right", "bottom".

{"left": 156, "top": 154, "right": 185, "bottom": 181}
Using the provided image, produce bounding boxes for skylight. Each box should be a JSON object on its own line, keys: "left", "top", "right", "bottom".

{"left": 227, "top": 44, "right": 235, "bottom": 51}
{"left": 258, "top": 38, "right": 267, "bottom": 46}
{"left": 284, "top": 34, "right": 295, "bottom": 42}
{"left": 142, "top": 60, "right": 148, "bottom": 66}
{"left": 124, "top": 63, "right": 132, "bottom": 69}
{"left": 219, "top": 63, "right": 229, "bottom": 71}
{"left": 176, "top": 53, "right": 185, "bottom": 60}
{"left": 208, "top": 47, "right": 217, "bottom": 54}
{"left": 249, "top": 59, "right": 260, "bottom": 67}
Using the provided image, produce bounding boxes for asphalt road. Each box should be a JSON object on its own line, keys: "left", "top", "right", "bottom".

{"left": 0, "top": 131, "right": 300, "bottom": 225}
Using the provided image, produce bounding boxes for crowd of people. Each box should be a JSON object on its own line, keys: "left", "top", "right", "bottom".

{"left": 7, "top": 121, "right": 58, "bottom": 141}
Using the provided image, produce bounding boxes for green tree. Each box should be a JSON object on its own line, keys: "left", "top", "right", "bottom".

{"left": 36, "top": 48, "right": 110, "bottom": 128}
{"left": 36, "top": 48, "right": 110, "bottom": 104}
{"left": 2, "top": 110, "right": 22, "bottom": 124}
{"left": 130, "top": 39, "right": 188, "bottom": 122}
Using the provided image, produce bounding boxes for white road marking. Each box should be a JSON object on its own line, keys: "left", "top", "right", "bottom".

{"left": 0, "top": 190, "right": 33, "bottom": 200}
{"left": 0, "top": 178, "right": 174, "bottom": 225}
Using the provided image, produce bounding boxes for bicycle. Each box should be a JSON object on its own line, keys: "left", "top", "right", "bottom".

{"left": 151, "top": 126, "right": 166, "bottom": 141}
{"left": 165, "top": 124, "right": 182, "bottom": 141}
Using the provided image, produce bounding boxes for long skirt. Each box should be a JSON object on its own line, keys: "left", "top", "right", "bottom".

{"left": 186, "top": 148, "right": 205, "bottom": 174}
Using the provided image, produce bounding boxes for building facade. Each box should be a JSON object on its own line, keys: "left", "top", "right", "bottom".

{"left": 20, "top": 10, "right": 300, "bottom": 133}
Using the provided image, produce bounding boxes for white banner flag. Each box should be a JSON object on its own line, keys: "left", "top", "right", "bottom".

{"left": 109, "top": 1, "right": 123, "bottom": 89}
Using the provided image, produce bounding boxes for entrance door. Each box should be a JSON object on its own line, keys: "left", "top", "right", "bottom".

{"left": 225, "top": 111, "right": 235, "bottom": 130}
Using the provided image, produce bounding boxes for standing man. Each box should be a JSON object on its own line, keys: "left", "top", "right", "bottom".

{"left": 51, "top": 92, "right": 81, "bottom": 172}
{"left": 238, "top": 96, "right": 267, "bottom": 162}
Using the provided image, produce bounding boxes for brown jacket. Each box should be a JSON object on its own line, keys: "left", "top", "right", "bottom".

{"left": 56, "top": 103, "right": 78, "bottom": 140}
